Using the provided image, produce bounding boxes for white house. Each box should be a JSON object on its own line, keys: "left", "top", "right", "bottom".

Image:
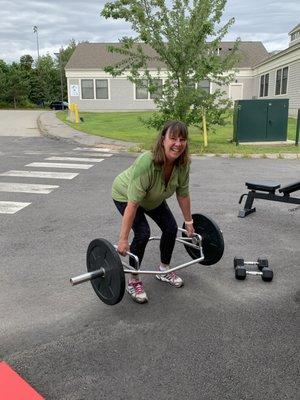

{"left": 65, "top": 24, "right": 300, "bottom": 116}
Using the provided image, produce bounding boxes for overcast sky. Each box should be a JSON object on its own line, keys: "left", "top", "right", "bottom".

{"left": 1, "top": 0, "right": 299, "bottom": 63}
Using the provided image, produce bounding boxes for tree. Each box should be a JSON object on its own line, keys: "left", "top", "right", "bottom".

{"left": 0, "top": 60, "right": 9, "bottom": 103}
{"left": 5, "top": 62, "right": 31, "bottom": 108}
{"left": 20, "top": 54, "right": 34, "bottom": 71}
{"left": 101, "top": 0, "right": 240, "bottom": 132}
{"left": 0, "top": 40, "right": 78, "bottom": 108}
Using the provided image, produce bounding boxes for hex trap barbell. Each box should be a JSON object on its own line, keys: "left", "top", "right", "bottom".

{"left": 70, "top": 213, "right": 225, "bottom": 305}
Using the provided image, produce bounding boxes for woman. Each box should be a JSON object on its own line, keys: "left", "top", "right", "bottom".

{"left": 112, "top": 120, "right": 195, "bottom": 304}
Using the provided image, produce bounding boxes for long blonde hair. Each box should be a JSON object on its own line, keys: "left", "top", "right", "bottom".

{"left": 152, "top": 120, "right": 190, "bottom": 166}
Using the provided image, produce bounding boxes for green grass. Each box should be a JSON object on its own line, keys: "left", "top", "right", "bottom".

{"left": 57, "top": 111, "right": 299, "bottom": 155}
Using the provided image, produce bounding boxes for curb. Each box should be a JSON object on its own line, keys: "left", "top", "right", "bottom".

{"left": 190, "top": 153, "right": 299, "bottom": 160}
{"left": 37, "top": 112, "right": 135, "bottom": 152}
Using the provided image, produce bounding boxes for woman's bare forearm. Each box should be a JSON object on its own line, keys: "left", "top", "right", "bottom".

{"left": 176, "top": 195, "right": 192, "bottom": 222}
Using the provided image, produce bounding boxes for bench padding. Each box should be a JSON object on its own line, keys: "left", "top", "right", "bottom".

{"left": 245, "top": 181, "right": 281, "bottom": 192}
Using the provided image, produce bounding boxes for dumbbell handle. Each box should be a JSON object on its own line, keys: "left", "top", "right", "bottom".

{"left": 246, "top": 270, "right": 262, "bottom": 276}
{"left": 244, "top": 261, "right": 259, "bottom": 266}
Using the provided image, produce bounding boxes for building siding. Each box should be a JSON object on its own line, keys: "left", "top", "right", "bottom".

{"left": 287, "top": 61, "right": 300, "bottom": 116}
{"left": 66, "top": 43, "right": 299, "bottom": 116}
{"left": 253, "top": 59, "right": 300, "bottom": 116}
{"left": 68, "top": 77, "right": 157, "bottom": 111}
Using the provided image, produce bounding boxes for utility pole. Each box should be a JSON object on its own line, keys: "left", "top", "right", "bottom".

{"left": 55, "top": 51, "right": 64, "bottom": 104}
{"left": 33, "top": 26, "right": 40, "bottom": 60}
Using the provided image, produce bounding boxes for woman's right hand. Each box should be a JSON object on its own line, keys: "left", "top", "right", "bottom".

{"left": 117, "top": 240, "right": 130, "bottom": 256}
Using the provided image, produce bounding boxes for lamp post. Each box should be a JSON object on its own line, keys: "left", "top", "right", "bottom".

{"left": 54, "top": 51, "right": 64, "bottom": 106}
{"left": 33, "top": 26, "right": 40, "bottom": 60}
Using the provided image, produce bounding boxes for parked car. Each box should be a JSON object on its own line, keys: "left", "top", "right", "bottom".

{"left": 49, "top": 101, "right": 69, "bottom": 110}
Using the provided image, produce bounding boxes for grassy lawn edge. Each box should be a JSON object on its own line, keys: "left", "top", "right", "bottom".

{"left": 57, "top": 111, "right": 299, "bottom": 156}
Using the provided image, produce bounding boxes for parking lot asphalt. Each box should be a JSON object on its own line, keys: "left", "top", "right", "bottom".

{"left": 0, "top": 112, "right": 299, "bottom": 399}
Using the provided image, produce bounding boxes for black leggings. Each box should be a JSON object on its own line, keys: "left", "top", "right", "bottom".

{"left": 113, "top": 200, "right": 178, "bottom": 269}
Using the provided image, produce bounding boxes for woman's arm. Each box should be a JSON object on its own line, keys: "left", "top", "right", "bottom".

{"left": 176, "top": 195, "right": 195, "bottom": 237}
{"left": 117, "top": 201, "right": 139, "bottom": 255}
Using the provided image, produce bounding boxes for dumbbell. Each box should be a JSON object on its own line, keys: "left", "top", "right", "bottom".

{"left": 234, "top": 256, "right": 273, "bottom": 282}
{"left": 234, "top": 257, "right": 268, "bottom": 270}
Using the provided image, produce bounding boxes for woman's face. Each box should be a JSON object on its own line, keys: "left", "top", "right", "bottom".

{"left": 162, "top": 129, "right": 187, "bottom": 163}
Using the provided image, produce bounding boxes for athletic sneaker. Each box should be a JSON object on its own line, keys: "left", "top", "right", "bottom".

{"left": 156, "top": 269, "right": 184, "bottom": 287}
{"left": 126, "top": 280, "right": 148, "bottom": 303}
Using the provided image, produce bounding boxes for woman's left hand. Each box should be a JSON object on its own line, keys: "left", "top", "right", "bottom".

{"left": 185, "top": 223, "right": 195, "bottom": 237}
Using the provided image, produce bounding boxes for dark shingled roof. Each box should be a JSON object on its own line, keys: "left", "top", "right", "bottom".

{"left": 65, "top": 42, "right": 270, "bottom": 70}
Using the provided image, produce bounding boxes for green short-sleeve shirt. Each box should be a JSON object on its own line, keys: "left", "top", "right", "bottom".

{"left": 111, "top": 151, "right": 190, "bottom": 210}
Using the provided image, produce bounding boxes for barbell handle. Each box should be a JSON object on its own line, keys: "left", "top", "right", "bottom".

{"left": 70, "top": 267, "right": 105, "bottom": 286}
{"left": 113, "top": 245, "right": 140, "bottom": 269}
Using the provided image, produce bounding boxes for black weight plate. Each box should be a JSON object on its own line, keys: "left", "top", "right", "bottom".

{"left": 182, "top": 213, "right": 224, "bottom": 266}
{"left": 87, "top": 238, "right": 125, "bottom": 305}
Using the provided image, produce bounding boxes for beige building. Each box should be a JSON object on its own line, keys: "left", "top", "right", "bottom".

{"left": 65, "top": 24, "right": 300, "bottom": 116}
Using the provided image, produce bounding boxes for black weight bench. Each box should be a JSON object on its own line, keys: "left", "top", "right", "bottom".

{"left": 238, "top": 180, "right": 300, "bottom": 218}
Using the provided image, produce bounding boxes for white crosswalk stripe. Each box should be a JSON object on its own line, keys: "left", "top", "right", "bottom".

{"left": 26, "top": 162, "right": 93, "bottom": 169}
{"left": 0, "top": 170, "right": 79, "bottom": 179}
{"left": 45, "top": 156, "right": 104, "bottom": 163}
{"left": 74, "top": 147, "right": 117, "bottom": 153}
{"left": 0, "top": 182, "right": 59, "bottom": 194}
{"left": 0, "top": 146, "right": 116, "bottom": 214}
{"left": 0, "top": 201, "right": 31, "bottom": 214}
{"left": 70, "top": 153, "right": 113, "bottom": 157}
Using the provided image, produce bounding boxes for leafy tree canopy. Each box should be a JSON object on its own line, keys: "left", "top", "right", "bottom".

{"left": 101, "top": 0, "right": 240, "bottom": 129}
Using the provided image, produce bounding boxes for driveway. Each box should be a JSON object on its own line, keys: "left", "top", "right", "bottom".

{"left": 0, "top": 110, "right": 43, "bottom": 137}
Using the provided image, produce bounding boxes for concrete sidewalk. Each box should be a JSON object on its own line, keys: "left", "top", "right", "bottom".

{"left": 37, "top": 111, "right": 299, "bottom": 158}
{"left": 37, "top": 111, "right": 136, "bottom": 151}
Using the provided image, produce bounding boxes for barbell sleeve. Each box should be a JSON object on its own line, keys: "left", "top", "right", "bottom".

{"left": 70, "top": 268, "right": 105, "bottom": 286}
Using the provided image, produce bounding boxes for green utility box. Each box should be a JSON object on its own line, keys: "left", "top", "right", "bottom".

{"left": 233, "top": 99, "right": 289, "bottom": 143}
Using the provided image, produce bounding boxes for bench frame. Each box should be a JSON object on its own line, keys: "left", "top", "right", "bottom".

{"left": 238, "top": 181, "right": 300, "bottom": 218}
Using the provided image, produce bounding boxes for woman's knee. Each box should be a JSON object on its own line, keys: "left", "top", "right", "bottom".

{"left": 134, "top": 225, "right": 151, "bottom": 243}
{"left": 162, "top": 221, "right": 178, "bottom": 237}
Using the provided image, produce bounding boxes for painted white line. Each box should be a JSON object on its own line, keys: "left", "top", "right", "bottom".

{"left": 0, "top": 201, "right": 31, "bottom": 214}
{"left": 45, "top": 156, "right": 104, "bottom": 163}
{"left": 0, "top": 170, "right": 79, "bottom": 179}
{"left": 73, "top": 147, "right": 118, "bottom": 153}
{"left": 0, "top": 182, "right": 59, "bottom": 194}
{"left": 70, "top": 153, "right": 113, "bottom": 157}
{"left": 26, "top": 162, "right": 93, "bottom": 169}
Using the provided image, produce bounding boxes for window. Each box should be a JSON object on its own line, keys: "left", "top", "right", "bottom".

{"left": 259, "top": 74, "right": 269, "bottom": 97}
{"left": 150, "top": 79, "right": 163, "bottom": 99}
{"left": 197, "top": 80, "right": 210, "bottom": 93}
{"left": 282, "top": 67, "right": 288, "bottom": 94}
{"left": 135, "top": 79, "right": 163, "bottom": 100}
{"left": 275, "top": 67, "right": 288, "bottom": 95}
{"left": 275, "top": 70, "right": 281, "bottom": 95}
{"left": 135, "top": 79, "right": 148, "bottom": 99}
{"left": 81, "top": 79, "right": 94, "bottom": 99}
{"left": 96, "top": 79, "right": 108, "bottom": 99}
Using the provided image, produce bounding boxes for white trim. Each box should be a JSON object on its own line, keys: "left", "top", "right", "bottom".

{"left": 253, "top": 46, "right": 300, "bottom": 74}
{"left": 66, "top": 69, "right": 169, "bottom": 79}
